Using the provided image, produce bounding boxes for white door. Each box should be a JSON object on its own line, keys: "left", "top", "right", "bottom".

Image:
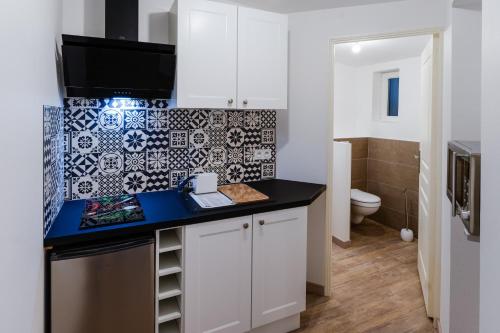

{"left": 237, "top": 7, "right": 288, "bottom": 110}
{"left": 177, "top": 0, "right": 237, "bottom": 109}
{"left": 252, "top": 207, "right": 307, "bottom": 328}
{"left": 184, "top": 216, "right": 252, "bottom": 333}
{"left": 418, "top": 36, "right": 439, "bottom": 317}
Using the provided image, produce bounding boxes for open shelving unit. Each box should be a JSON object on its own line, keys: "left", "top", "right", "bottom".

{"left": 156, "top": 227, "right": 184, "bottom": 333}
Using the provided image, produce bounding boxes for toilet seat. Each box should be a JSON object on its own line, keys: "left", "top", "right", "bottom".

{"left": 351, "top": 189, "right": 381, "bottom": 208}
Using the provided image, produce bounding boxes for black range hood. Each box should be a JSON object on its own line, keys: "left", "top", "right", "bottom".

{"left": 62, "top": 0, "right": 176, "bottom": 99}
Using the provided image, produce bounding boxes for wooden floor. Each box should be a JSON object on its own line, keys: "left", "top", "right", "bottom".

{"left": 296, "top": 219, "right": 434, "bottom": 333}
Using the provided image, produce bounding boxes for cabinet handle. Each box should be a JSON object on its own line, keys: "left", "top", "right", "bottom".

{"left": 259, "top": 220, "right": 265, "bottom": 226}
{"left": 243, "top": 99, "right": 248, "bottom": 106}
{"left": 228, "top": 98, "right": 234, "bottom": 104}
{"left": 243, "top": 223, "right": 249, "bottom": 229}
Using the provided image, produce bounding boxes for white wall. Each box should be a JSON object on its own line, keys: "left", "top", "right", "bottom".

{"left": 450, "top": 8, "right": 482, "bottom": 140}
{"left": 334, "top": 56, "right": 423, "bottom": 141}
{"left": 0, "top": 0, "right": 63, "bottom": 332}
{"left": 333, "top": 63, "right": 364, "bottom": 138}
{"left": 277, "top": 0, "right": 448, "bottom": 184}
{"left": 439, "top": 7, "right": 482, "bottom": 333}
{"left": 307, "top": 192, "right": 327, "bottom": 287}
{"left": 480, "top": 0, "right": 500, "bottom": 332}
{"left": 439, "top": 24, "right": 453, "bottom": 333}
{"left": 332, "top": 142, "right": 351, "bottom": 242}
{"left": 62, "top": 0, "right": 175, "bottom": 43}
{"left": 449, "top": 8, "right": 482, "bottom": 333}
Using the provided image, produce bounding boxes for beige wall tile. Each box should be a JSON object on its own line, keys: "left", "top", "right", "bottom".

{"left": 371, "top": 206, "right": 419, "bottom": 237}
{"left": 368, "top": 138, "right": 420, "bottom": 167}
{"left": 336, "top": 137, "right": 420, "bottom": 232}
{"left": 351, "top": 180, "right": 367, "bottom": 191}
{"left": 367, "top": 181, "right": 419, "bottom": 217}
{"left": 335, "top": 137, "right": 368, "bottom": 159}
{"left": 351, "top": 158, "right": 367, "bottom": 183}
{"left": 367, "top": 159, "right": 419, "bottom": 191}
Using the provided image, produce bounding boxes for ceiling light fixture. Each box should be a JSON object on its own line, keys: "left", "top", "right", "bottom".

{"left": 352, "top": 43, "right": 362, "bottom": 54}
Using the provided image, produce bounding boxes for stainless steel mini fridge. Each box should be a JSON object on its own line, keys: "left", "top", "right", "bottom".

{"left": 50, "top": 237, "right": 155, "bottom": 333}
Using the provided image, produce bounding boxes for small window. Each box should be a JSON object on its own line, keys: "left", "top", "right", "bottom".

{"left": 387, "top": 77, "right": 399, "bottom": 117}
{"left": 373, "top": 70, "right": 400, "bottom": 121}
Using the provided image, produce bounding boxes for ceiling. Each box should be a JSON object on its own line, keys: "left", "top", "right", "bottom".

{"left": 334, "top": 35, "right": 432, "bottom": 67}
{"left": 216, "top": 0, "right": 406, "bottom": 13}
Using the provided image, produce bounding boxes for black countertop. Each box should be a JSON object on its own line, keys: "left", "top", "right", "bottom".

{"left": 44, "top": 179, "right": 326, "bottom": 248}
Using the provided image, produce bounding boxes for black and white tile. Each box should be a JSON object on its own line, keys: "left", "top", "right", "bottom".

{"left": 209, "top": 147, "right": 227, "bottom": 166}
{"left": 227, "top": 128, "right": 245, "bottom": 147}
{"left": 98, "top": 174, "right": 123, "bottom": 196}
{"left": 63, "top": 98, "right": 277, "bottom": 199}
{"left": 147, "top": 171, "right": 170, "bottom": 191}
{"left": 243, "top": 163, "right": 261, "bottom": 182}
{"left": 146, "top": 150, "right": 169, "bottom": 172}
{"left": 209, "top": 110, "right": 227, "bottom": 128}
{"left": 43, "top": 105, "right": 64, "bottom": 236}
{"left": 189, "top": 148, "right": 210, "bottom": 168}
{"left": 170, "top": 170, "right": 189, "bottom": 187}
{"left": 261, "top": 163, "right": 276, "bottom": 179}
{"left": 261, "top": 128, "right": 275, "bottom": 145}
{"left": 147, "top": 109, "right": 169, "bottom": 130}
{"left": 98, "top": 108, "right": 123, "bottom": 131}
{"left": 98, "top": 130, "right": 124, "bottom": 153}
{"left": 226, "top": 164, "right": 245, "bottom": 183}
{"left": 71, "top": 131, "right": 98, "bottom": 154}
{"left": 244, "top": 128, "right": 261, "bottom": 146}
{"left": 189, "top": 109, "right": 210, "bottom": 129}
{"left": 124, "top": 152, "right": 146, "bottom": 172}
{"left": 123, "top": 172, "right": 148, "bottom": 194}
{"left": 168, "top": 148, "right": 190, "bottom": 170}
{"left": 189, "top": 128, "right": 210, "bottom": 149}
{"left": 170, "top": 130, "right": 189, "bottom": 148}
{"left": 124, "top": 109, "right": 146, "bottom": 130}
{"left": 72, "top": 176, "right": 99, "bottom": 199}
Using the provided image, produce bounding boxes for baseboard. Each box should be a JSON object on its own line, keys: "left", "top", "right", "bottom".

{"left": 332, "top": 235, "right": 351, "bottom": 248}
{"left": 306, "top": 281, "right": 326, "bottom": 296}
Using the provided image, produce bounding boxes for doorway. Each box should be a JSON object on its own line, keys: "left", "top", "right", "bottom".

{"left": 320, "top": 31, "right": 443, "bottom": 330}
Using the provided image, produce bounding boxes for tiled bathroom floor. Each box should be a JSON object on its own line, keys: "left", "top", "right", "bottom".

{"left": 296, "top": 219, "right": 435, "bottom": 333}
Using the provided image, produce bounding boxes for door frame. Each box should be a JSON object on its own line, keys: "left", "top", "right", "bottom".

{"left": 325, "top": 28, "right": 444, "bottom": 318}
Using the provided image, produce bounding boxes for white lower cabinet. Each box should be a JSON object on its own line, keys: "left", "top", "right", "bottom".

{"left": 184, "top": 216, "right": 253, "bottom": 333}
{"left": 251, "top": 208, "right": 307, "bottom": 328}
{"left": 184, "top": 207, "right": 307, "bottom": 333}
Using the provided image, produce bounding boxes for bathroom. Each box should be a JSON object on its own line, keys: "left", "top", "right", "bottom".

{"left": 322, "top": 34, "right": 438, "bottom": 329}
{"left": 331, "top": 34, "right": 434, "bottom": 244}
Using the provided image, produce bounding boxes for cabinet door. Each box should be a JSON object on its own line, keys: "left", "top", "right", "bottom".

{"left": 252, "top": 207, "right": 307, "bottom": 328}
{"left": 177, "top": 0, "right": 237, "bottom": 109}
{"left": 185, "top": 216, "right": 252, "bottom": 333}
{"left": 237, "top": 7, "right": 288, "bottom": 110}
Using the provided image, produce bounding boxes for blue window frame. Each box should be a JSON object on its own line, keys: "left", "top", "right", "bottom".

{"left": 387, "top": 77, "right": 399, "bottom": 117}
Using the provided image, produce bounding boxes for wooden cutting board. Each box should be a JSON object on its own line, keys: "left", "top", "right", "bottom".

{"left": 218, "top": 184, "right": 269, "bottom": 204}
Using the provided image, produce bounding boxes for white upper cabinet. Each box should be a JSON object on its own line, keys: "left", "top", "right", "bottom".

{"left": 184, "top": 216, "right": 252, "bottom": 333}
{"left": 237, "top": 7, "right": 288, "bottom": 110}
{"left": 176, "top": 0, "right": 288, "bottom": 110}
{"left": 251, "top": 207, "right": 307, "bottom": 328}
{"left": 177, "top": 0, "right": 238, "bottom": 109}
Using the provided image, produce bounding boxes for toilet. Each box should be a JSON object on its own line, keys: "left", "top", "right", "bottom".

{"left": 350, "top": 189, "right": 381, "bottom": 224}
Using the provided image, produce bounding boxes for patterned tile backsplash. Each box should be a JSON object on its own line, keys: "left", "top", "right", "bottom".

{"left": 63, "top": 98, "right": 277, "bottom": 200}
{"left": 43, "top": 105, "right": 64, "bottom": 236}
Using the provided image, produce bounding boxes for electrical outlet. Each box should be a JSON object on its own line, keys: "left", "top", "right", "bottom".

{"left": 254, "top": 149, "right": 264, "bottom": 160}
{"left": 254, "top": 149, "right": 272, "bottom": 161}
{"left": 261, "top": 149, "right": 272, "bottom": 160}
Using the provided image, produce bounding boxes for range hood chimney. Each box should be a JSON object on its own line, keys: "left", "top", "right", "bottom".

{"left": 105, "top": 0, "right": 138, "bottom": 41}
{"left": 62, "top": 0, "right": 176, "bottom": 99}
